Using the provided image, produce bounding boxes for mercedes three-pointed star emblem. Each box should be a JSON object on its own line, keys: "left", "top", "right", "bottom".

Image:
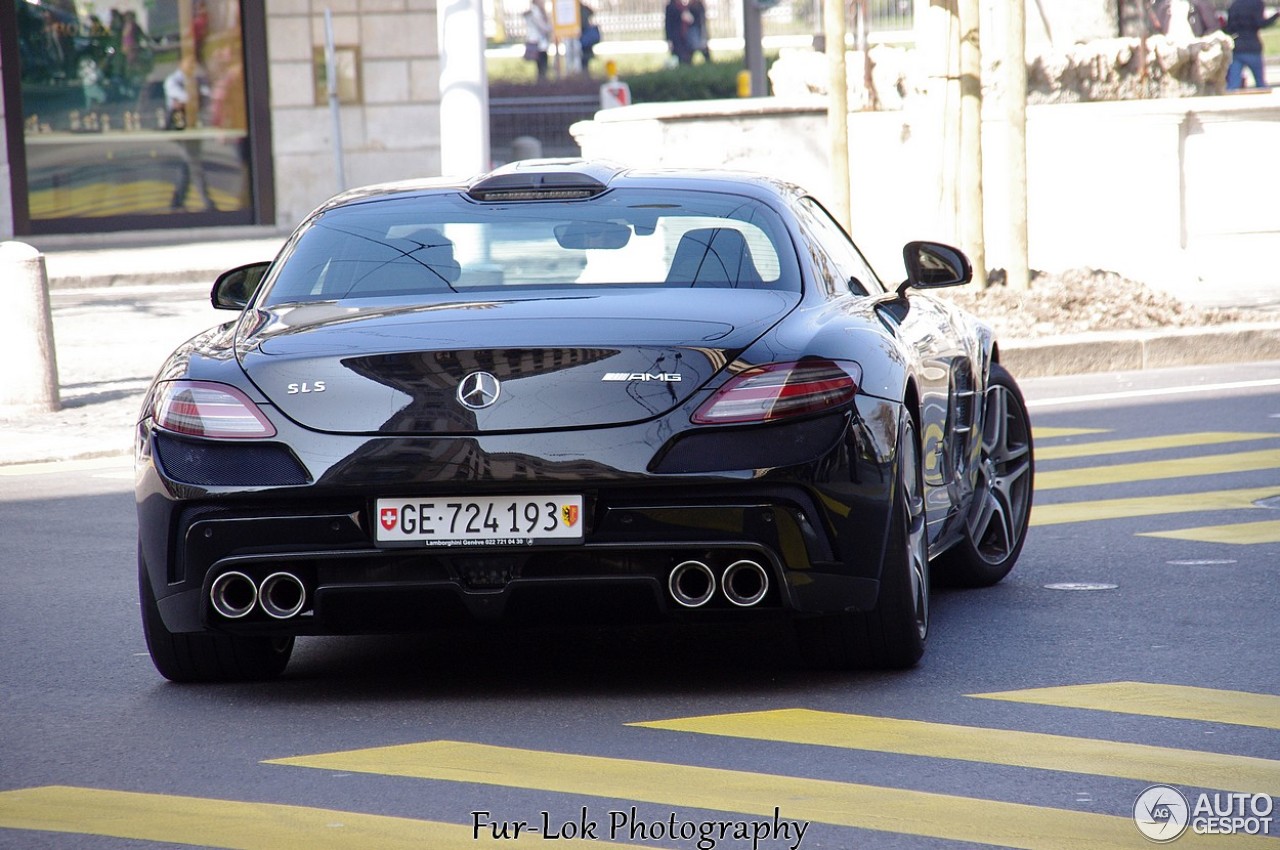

{"left": 456, "top": 371, "right": 501, "bottom": 410}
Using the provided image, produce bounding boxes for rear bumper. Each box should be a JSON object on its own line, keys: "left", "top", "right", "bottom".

{"left": 137, "top": 398, "right": 900, "bottom": 635}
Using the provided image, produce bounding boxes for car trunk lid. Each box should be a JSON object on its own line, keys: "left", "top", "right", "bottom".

{"left": 238, "top": 290, "right": 798, "bottom": 434}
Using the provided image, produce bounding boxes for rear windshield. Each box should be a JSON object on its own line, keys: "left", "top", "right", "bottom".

{"left": 259, "top": 189, "right": 800, "bottom": 305}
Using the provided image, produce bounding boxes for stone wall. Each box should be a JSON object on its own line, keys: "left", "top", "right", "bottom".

{"left": 572, "top": 91, "right": 1280, "bottom": 302}
{"left": 266, "top": 1, "right": 444, "bottom": 229}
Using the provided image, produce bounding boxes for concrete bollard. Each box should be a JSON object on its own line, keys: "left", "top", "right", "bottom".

{"left": 511, "top": 136, "right": 543, "bottom": 161}
{"left": 0, "top": 241, "right": 61, "bottom": 414}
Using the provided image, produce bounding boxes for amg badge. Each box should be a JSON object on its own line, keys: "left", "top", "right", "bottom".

{"left": 601, "top": 373, "right": 682, "bottom": 382}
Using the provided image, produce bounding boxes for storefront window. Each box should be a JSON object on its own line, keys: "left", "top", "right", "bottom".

{"left": 14, "top": 0, "right": 254, "bottom": 226}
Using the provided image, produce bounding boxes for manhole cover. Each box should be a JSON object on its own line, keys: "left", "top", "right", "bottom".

{"left": 1044, "top": 582, "right": 1118, "bottom": 591}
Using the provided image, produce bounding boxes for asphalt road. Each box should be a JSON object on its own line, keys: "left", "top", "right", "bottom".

{"left": 1, "top": 362, "right": 1279, "bottom": 849}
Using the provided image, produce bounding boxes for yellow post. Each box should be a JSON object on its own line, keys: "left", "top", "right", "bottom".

{"left": 737, "top": 69, "right": 752, "bottom": 98}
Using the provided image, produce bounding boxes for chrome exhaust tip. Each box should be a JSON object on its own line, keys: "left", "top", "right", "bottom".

{"left": 259, "top": 572, "right": 307, "bottom": 620}
{"left": 722, "top": 559, "right": 769, "bottom": 607}
{"left": 669, "top": 560, "right": 716, "bottom": 608}
{"left": 210, "top": 571, "right": 257, "bottom": 619}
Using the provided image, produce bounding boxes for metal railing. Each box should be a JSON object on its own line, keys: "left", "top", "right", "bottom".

{"left": 489, "top": 94, "right": 602, "bottom": 163}
{"left": 486, "top": 0, "right": 916, "bottom": 163}
{"left": 493, "top": 0, "right": 914, "bottom": 44}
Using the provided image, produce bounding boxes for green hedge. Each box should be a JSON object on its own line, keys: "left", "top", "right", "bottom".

{"left": 624, "top": 60, "right": 747, "bottom": 102}
{"left": 488, "top": 54, "right": 777, "bottom": 103}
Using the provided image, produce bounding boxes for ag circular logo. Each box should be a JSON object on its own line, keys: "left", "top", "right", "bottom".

{"left": 457, "top": 371, "right": 501, "bottom": 410}
{"left": 1134, "top": 785, "right": 1190, "bottom": 842}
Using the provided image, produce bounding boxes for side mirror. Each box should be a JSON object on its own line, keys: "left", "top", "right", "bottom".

{"left": 897, "top": 241, "right": 972, "bottom": 296}
{"left": 211, "top": 262, "right": 270, "bottom": 310}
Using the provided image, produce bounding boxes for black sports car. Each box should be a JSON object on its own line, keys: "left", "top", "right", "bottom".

{"left": 135, "top": 160, "right": 1034, "bottom": 681}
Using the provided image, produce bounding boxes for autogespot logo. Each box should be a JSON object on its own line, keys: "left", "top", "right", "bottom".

{"left": 1134, "top": 785, "right": 1190, "bottom": 843}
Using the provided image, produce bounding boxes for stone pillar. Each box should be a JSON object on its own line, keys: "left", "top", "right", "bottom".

{"left": 438, "top": 0, "right": 491, "bottom": 176}
{"left": 0, "top": 242, "right": 61, "bottom": 413}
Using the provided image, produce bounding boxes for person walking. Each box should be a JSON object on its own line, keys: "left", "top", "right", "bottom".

{"left": 524, "top": 0, "right": 553, "bottom": 81}
{"left": 579, "top": 2, "right": 601, "bottom": 70}
{"left": 1224, "top": 0, "right": 1279, "bottom": 89}
{"left": 164, "top": 60, "right": 217, "bottom": 212}
{"left": 664, "top": 0, "right": 702, "bottom": 66}
{"left": 689, "top": 0, "right": 711, "bottom": 62}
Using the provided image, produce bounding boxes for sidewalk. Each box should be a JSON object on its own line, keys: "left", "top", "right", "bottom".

{"left": 2, "top": 232, "right": 1279, "bottom": 468}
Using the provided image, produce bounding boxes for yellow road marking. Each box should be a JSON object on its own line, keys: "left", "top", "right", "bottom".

{"left": 1036, "top": 449, "right": 1280, "bottom": 490}
{"left": 0, "top": 785, "right": 635, "bottom": 849}
{"left": 971, "top": 682, "right": 1280, "bottom": 730}
{"left": 1030, "top": 486, "right": 1279, "bottom": 526}
{"left": 269, "top": 741, "right": 1270, "bottom": 850}
{"left": 1035, "top": 432, "right": 1280, "bottom": 461}
{"left": 1140, "top": 519, "right": 1280, "bottom": 545}
{"left": 629, "top": 709, "right": 1280, "bottom": 796}
{"left": 1033, "top": 427, "right": 1109, "bottom": 439}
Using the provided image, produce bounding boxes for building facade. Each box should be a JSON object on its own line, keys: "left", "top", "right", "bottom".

{"left": 0, "top": 0, "right": 445, "bottom": 240}
{"left": 1, "top": 0, "right": 1126, "bottom": 243}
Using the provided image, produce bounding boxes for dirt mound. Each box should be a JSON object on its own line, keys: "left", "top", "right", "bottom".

{"left": 940, "top": 268, "right": 1260, "bottom": 339}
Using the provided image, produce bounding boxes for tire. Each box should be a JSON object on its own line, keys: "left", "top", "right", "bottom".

{"left": 937, "top": 361, "right": 1034, "bottom": 587}
{"left": 138, "top": 549, "right": 293, "bottom": 682}
{"left": 795, "top": 407, "right": 929, "bottom": 670}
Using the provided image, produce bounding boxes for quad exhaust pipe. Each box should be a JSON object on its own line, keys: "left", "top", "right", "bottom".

{"left": 260, "top": 572, "right": 307, "bottom": 619}
{"left": 210, "top": 571, "right": 257, "bottom": 619}
{"left": 210, "top": 571, "right": 307, "bottom": 620}
{"left": 723, "top": 559, "right": 769, "bottom": 607}
{"left": 668, "top": 558, "right": 770, "bottom": 608}
{"left": 669, "top": 560, "right": 716, "bottom": 608}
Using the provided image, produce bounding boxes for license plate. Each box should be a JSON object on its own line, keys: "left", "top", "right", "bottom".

{"left": 375, "top": 495, "right": 584, "bottom": 546}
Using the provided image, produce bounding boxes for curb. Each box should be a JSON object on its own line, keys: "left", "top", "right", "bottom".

{"left": 39, "top": 236, "right": 286, "bottom": 291}
{"left": 1001, "top": 322, "right": 1280, "bottom": 378}
{"left": 47, "top": 267, "right": 237, "bottom": 290}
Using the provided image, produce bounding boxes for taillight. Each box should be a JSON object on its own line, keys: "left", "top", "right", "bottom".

{"left": 151, "top": 381, "right": 276, "bottom": 439}
{"left": 692, "top": 360, "right": 860, "bottom": 424}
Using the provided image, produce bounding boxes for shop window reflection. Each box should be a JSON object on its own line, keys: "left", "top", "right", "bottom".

{"left": 16, "top": 0, "right": 252, "bottom": 222}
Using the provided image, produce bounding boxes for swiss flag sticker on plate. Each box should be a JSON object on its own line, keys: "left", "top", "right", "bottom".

{"left": 380, "top": 507, "right": 398, "bottom": 531}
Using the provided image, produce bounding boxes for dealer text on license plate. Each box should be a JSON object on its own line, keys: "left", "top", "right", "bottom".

{"left": 375, "top": 496, "right": 583, "bottom": 545}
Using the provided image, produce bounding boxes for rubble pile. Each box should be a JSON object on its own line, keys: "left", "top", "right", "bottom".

{"left": 768, "top": 32, "right": 1232, "bottom": 107}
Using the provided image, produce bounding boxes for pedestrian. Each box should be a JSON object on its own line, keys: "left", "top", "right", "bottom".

{"left": 579, "top": 2, "right": 601, "bottom": 69}
{"left": 664, "top": 0, "right": 704, "bottom": 66}
{"left": 524, "top": 0, "right": 552, "bottom": 81}
{"left": 1151, "top": 0, "right": 1220, "bottom": 37}
{"left": 1223, "top": 0, "right": 1279, "bottom": 89}
{"left": 689, "top": 0, "right": 711, "bottom": 62}
{"left": 164, "top": 61, "right": 217, "bottom": 212}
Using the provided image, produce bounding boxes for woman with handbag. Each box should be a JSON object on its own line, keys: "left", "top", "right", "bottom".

{"left": 524, "top": 0, "right": 553, "bottom": 80}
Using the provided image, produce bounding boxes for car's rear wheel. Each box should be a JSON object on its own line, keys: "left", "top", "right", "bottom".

{"left": 139, "top": 549, "right": 293, "bottom": 682}
{"left": 937, "top": 362, "right": 1034, "bottom": 587}
{"left": 795, "top": 407, "right": 929, "bottom": 669}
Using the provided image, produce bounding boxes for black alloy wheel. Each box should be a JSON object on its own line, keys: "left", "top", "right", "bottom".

{"left": 938, "top": 362, "right": 1034, "bottom": 587}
